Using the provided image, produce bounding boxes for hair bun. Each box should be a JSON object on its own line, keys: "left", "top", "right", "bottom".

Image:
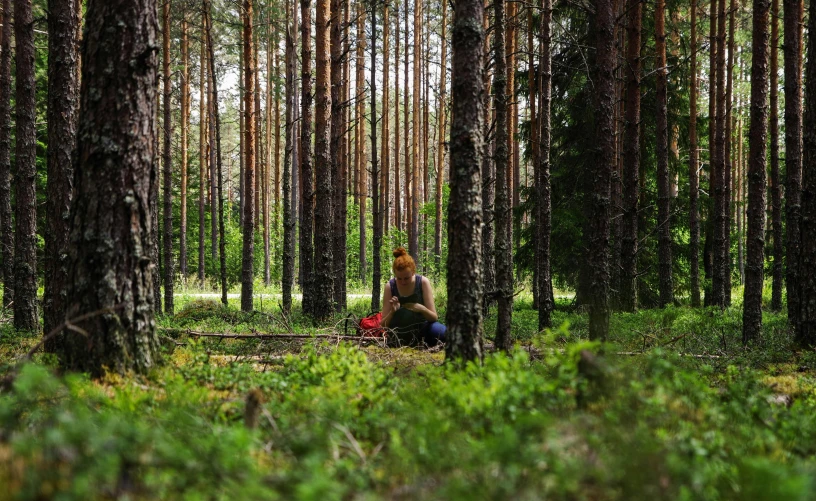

{"left": 393, "top": 247, "right": 408, "bottom": 258}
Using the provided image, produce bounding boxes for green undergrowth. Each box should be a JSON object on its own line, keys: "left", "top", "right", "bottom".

{"left": 3, "top": 300, "right": 816, "bottom": 500}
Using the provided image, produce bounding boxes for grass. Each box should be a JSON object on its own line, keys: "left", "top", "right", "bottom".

{"left": 2, "top": 284, "right": 816, "bottom": 500}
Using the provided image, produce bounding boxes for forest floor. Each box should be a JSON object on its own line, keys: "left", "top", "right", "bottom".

{"left": 2, "top": 288, "right": 816, "bottom": 500}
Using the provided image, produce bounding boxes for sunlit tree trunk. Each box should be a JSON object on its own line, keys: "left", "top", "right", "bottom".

{"left": 394, "top": 4, "right": 401, "bottom": 232}
{"left": 241, "top": 0, "right": 257, "bottom": 312}
{"left": 356, "top": 2, "right": 367, "bottom": 284}
{"left": 382, "top": 4, "right": 390, "bottom": 236}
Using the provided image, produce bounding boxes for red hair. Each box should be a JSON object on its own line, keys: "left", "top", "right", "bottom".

{"left": 392, "top": 247, "right": 416, "bottom": 274}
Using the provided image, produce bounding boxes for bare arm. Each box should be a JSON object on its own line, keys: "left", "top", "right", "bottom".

{"left": 403, "top": 277, "right": 439, "bottom": 322}
{"left": 380, "top": 282, "right": 400, "bottom": 327}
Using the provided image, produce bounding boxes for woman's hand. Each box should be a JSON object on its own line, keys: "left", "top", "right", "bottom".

{"left": 402, "top": 303, "right": 428, "bottom": 315}
{"left": 389, "top": 295, "right": 400, "bottom": 311}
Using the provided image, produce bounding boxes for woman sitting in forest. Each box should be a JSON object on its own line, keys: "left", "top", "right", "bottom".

{"left": 379, "top": 248, "right": 447, "bottom": 347}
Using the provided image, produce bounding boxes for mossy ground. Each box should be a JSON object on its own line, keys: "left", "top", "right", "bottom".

{"left": 2, "top": 286, "right": 816, "bottom": 500}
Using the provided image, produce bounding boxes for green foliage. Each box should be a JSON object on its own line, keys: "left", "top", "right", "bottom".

{"left": 5, "top": 315, "right": 816, "bottom": 500}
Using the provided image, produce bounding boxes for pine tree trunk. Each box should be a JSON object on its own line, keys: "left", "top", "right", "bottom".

{"left": 180, "top": 13, "right": 189, "bottom": 281}
{"left": 264, "top": 17, "right": 272, "bottom": 287}
{"left": 153, "top": 74, "right": 162, "bottom": 313}
{"left": 162, "top": 0, "right": 174, "bottom": 315}
{"left": 381, "top": 5, "right": 390, "bottom": 236}
{"left": 241, "top": 0, "right": 257, "bottom": 312}
{"left": 492, "top": 0, "right": 512, "bottom": 351}
{"left": 61, "top": 0, "right": 160, "bottom": 376}
{"left": 434, "top": 0, "right": 447, "bottom": 274}
{"left": 331, "top": 0, "right": 346, "bottom": 311}
{"left": 743, "top": 0, "right": 771, "bottom": 345}
{"left": 13, "top": 0, "right": 38, "bottom": 331}
{"left": 403, "top": 0, "right": 410, "bottom": 245}
{"left": 797, "top": 0, "right": 816, "bottom": 345}
{"left": 620, "top": 0, "right": 641, "bottom": 312}
{"left": 356, "top": 3, "right": 367, "bottom": 285}
{"left": 712, "top": 0, "right": 727, "bottom": 308}
{"left": 586, "top": 0, "right": 614, "bottom": 341}
{"left": 723, "top": 0, "right": 736, "bottom": 304}
{"left": 446, "top": 0, "right": 485, "bottom": 364}
{"left": 43, "top": 0, "right": 81, "bottom": 341}
{"left": 203, "top": 0, "right": 227, "bottom": 305}
{"left": 282, "top": 0, "right": 296, "bottom": 315}
{"left": 785, "top": 0, "right": 804, "bottom": 336}
{"left": 536, "top": 0, "right": 553, "bottom": 330}
{"left": 481, "top": 7, "right": 495, "bottom": 309}
{"left": 0, "top": 0, "right": 13, "bottom": 309}
{"left": 198, "top": 19, "right": 207, "bottom": 288}
{"left": 704, "top": 0, "right": 719, "bottom": 306}
{"left": 369, "top": 0, "right": 382, "bottom": 312}
{"left": 689, "top": 0, "right": 701, "bottom": 307}
{"left": 655, "top": 0, "right": 672, "bottom": 307}
{"left": 313, "top": 0, "right": 334, "bottom": 319}
{"left": 769, "top": 0, "right": 783, "bottom": 311}
{"left": 209, "top": 63, "right": 218, "bottom": 264}
{"left": 409, "top": 0, "right": 419, "bottom": 259}
{"left": 394, "top": 4, "right": 401, "bottom": 232}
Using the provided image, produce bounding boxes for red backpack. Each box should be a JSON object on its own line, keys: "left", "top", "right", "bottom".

{"left": 358, "top": 312, "right": 385, "bottom": 337}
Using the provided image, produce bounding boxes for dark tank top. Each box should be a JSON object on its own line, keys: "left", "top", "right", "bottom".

{"left": 388, "top": 275, "right": 426, "bottom": 345}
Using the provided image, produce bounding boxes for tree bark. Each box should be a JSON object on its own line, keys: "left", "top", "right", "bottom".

{"left": 785, "top": 0, "right": 803, "bottom": 336}
{"left": 61, "top": 0, "right": 160, "bottom": 376}
{"left": 536, "top": 0, "right": 553, "bottom": 330}
{"left": 394, "top": 4, "right": 401, "bottom": 232}
{"left": 356, "top": 3, "right": 367, "bottom": 284}
{"left": 434, "top": 0, "right": 447, "bottom": 274}
{"left": 403, "top": 0, "right": 410, "bottom": 245}
{"left": 43, "top": 0, "right": 81, "bottom": 342}
{"left": 13, "top": 0, "right": 38, "bottom": 331}
{"left": 282, "top": 0, "right": 296, "bottom": 315}
{"left": 381, "top": 4, "right": 390, "bottom": 236}
{"left": 689, "top": 0, "right": 700, "bottom": 307}
{"left": 331, "top": 0, "right": 347, "bottom": 311}
{"left": 655, "top": 0, "right": 672, "bottom": 307}
{"left": 711, "top": 0, "right": 727, "bottom": 308}
{"left": 313, "top": 0, "right": 334, "bottom": 319}
{"left": 445, "top": 0, "right": 485, "bottom": 364}
{"left": 769, "top": 0, "right": 782, "bottom": 311}
{"left": 481, "top": 7, "right": 494, "bottom": 311}
{"left": 797, "top": 0, "right": 816, "bottom": 345}
{"left": 0, "top": 0, "right": 13, "bottom": 309}
{"left": 742, "top": 0, "right": 771, "bottom": 345}
{"left": 241, "top": 0, "right": 257, "bottom": 312}
{"left": 586, "top": 0, "right": 614, "bottom": 341}
{"left": 198, "top": 18, "right": 207, "bottom": 287}
{"left": 492, "top": 0, "right": 512, "bottom": 351}
{"left": 369, "top": 0, "right": 382, "bottom": 313}
{"left": 410, "top": 0, "right": 420, "bottom": 260}
{"left": 180, "top": 11, "right": 189, "bottom": 281}
{"left": 203, "top": 0, "right": 227, "bottom": 306}
{"left": 162, "top": 0, "right": 174, "bottom": 315}
{"left": 620, "top": 0, "right": 641, "bottom": 312}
